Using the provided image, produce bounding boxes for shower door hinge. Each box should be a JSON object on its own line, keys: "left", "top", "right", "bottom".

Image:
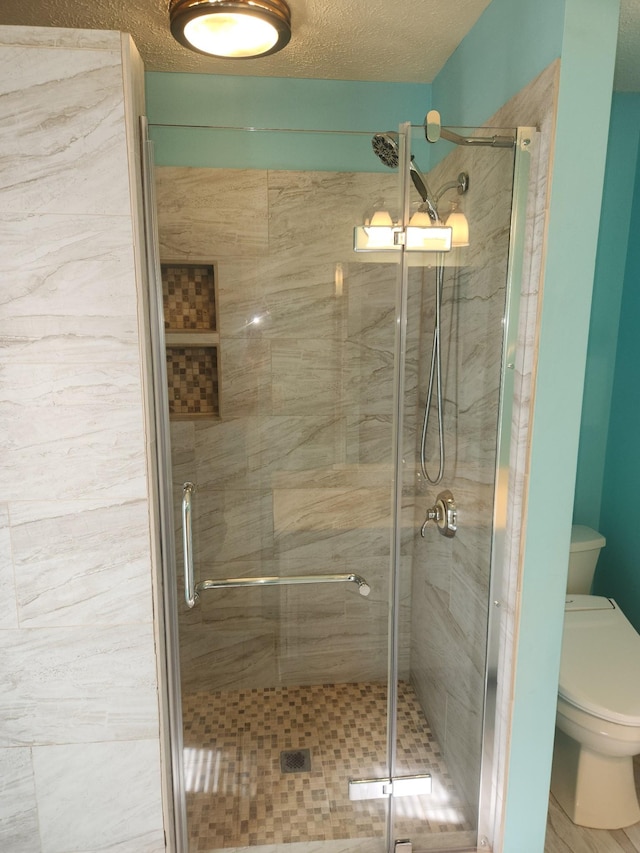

{"left": 393, "top": 230, "right": 406, "bottom": 246}
{"left": 348, "top": 773, "right": 432, "bottom": 800}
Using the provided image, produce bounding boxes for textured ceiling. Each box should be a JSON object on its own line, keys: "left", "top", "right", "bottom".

{"left": 0, "top": 0, "right": 638, "bottom": 88}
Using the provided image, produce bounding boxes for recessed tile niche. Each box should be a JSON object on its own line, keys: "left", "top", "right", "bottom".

{"left": 161, "top": 262, "right": 220, "bottom": 419}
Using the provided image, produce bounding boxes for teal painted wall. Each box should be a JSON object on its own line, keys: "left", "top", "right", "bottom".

{"left": 574, "top": 94, "right": 640, "bottom": 528}
{"left": 431, "top": 0, "right": 563, "bottom": 126}
{"left": 432, "top": 1, "right": 618, "bottom": 851}
{"left": 145, "top": 73, "right": 430, "bottom": 170}
{"left": 502, "top": 1, "right": 618, "bottom": 849}
{"left": 593, "top": 141, "right": 640, "bottom": 631}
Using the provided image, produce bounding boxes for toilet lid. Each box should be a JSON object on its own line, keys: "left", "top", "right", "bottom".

{"left": 558, "top": 599, "right": 640, "bottom": 726}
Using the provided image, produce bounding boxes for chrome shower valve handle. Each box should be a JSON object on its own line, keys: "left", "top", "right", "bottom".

{"left": 420, "top": 489, "right": 457, "bottom": 538}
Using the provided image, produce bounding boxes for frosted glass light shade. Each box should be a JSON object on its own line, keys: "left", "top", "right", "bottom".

{"left": 364, "top": 210, "right": 396, "bottom": 249}
{"left": 445, "top": 203, "right": 470, "bottom": 247}
{"left": 170, "top": 0, "right": 292, "bottom": 58}
{"left": 406, "top": 210, "right": 451, "bottom": 251}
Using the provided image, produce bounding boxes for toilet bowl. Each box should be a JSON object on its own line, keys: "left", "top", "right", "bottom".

{"left": 551, "top": 593, "right": 640, "bottom": 828}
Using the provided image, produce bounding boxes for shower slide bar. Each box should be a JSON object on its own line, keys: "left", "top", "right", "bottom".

{"left": 181, "top": 483, "right": 370, "bottom": 608}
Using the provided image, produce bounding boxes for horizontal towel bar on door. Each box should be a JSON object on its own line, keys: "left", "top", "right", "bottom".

{"left": 196, "top": 573, "right": 371, "bottom": 597}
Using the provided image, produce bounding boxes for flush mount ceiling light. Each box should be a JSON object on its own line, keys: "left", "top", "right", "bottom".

{"left": 170, "top": 0, "right": 292, "bottom": 59}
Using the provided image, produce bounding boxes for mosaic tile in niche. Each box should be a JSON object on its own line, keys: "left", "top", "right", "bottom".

{"left": 167, "top": 347, "right": 218, "bottom": 416}
{"left": 162, "top": 263, "right": 217, "bottom": 331}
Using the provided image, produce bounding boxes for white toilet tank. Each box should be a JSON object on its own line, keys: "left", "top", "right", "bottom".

{"left": 568, "top": 525, "right": 606, "bottom": 594}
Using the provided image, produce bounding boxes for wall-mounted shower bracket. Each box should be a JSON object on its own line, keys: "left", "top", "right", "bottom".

{"left": 420, "top": 489, "right": 457, "bottom": 538}
{"left": 433, "top": 172, "right": 469, "bottom": 203}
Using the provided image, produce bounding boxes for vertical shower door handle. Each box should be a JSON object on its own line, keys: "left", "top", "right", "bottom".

{"left": 182, "top": 482, "right": 196, "bottom": 608}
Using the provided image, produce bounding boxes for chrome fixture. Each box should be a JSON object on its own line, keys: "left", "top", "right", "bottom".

{"left": 181, "top": 483, "right": 370, "bottom": 604}
{"left": 371, "top": 132, "right": 439, "bottom": 224}
{"left": 182, "top": 481, "right": 196, "bottom": 607}
{"left": 365, "top": 133, "right": 472, "bottom": 478}
{"left": 425, "top": 109, "right": 515, "bottom": 148}
{"left": 367, "top": 132, "right": 470, "bottom": 250}
{"left": 349, "top": 774, "right": 432, "bottom": 801}
{"left": 420, "top": 489, "right": 457, "bottom": 538}
{"left": 169, "top": 0, "right": 292, "bottom": 58}
{"left": 197, "top": 572, "right": 371, "bottom": 596}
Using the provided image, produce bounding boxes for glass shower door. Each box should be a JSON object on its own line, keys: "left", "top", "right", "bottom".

{"left": 153, "top": 125, "right": 407, "bottom": 853}
{"left": 390, "top": 123, "right": 525, "bottom": 851}
{"left": 147, "top": 117, "right": 530, "bottom": 853}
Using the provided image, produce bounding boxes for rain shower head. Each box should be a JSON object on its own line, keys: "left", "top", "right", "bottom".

{"left": 372, "top": 132, "right": 400, "bottom": 168}
{"left": 371, "top": 131, "right": 438, "bottom": 221}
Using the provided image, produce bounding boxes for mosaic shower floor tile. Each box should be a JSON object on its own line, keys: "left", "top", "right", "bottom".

{"left": 182, "top": 681, "right": 473, "bottom": 852}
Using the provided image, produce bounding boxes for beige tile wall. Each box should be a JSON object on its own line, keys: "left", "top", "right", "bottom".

{"left": 156, "top": 165, "right": 416, "bottom": 691}
{"left": 0, "top": 26, "right": 165, "bottom": 853}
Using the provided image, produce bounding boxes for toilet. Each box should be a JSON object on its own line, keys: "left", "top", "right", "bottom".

{"left": 551, "top": 525, "right": 640, "bottom": 829}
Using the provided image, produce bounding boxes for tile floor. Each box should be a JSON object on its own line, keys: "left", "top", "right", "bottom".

{"left": 182, "top": 681, "right": 475, "bottom": 852}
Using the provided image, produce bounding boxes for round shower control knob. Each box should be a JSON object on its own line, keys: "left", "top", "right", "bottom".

{"left": 420, "top": 490, "right": 457, "bottom": 538}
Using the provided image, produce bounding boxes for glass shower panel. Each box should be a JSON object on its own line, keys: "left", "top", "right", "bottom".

{"left": 153, "top": 126, "right": 406, "bottom": 853}
{"left": 391, "top": 124, "right": 518, "bottom": 850}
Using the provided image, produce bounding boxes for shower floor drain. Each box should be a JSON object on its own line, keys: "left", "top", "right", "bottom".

{"left": 280, "top": 748, "right": 312, "bottom": 774}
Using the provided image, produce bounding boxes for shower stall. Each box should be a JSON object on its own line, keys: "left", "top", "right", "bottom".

{"left": 143, "top": 118, "right": 535, "bottom": 853}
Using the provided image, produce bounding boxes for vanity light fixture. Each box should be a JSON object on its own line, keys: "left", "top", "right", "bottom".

{"left": 169, "top": 0, "right": 292, "bottom": 59}
{"left": 444, "top": 201, "right": 469, "bottom": 248}
{"left": 354, "top": 209, "right": 453, "bottom": 253}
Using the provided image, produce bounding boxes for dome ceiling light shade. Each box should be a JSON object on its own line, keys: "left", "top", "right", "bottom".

{"left": 169, "top": 0, "right": 292, "bottom": 58}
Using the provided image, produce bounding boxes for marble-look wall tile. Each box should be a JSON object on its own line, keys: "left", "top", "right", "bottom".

{"left": 193, "top": 487, "right": 275, "bottom": 564}
{"left": 1, "top": 401, "right": 147, "bottom": 501}
{"left": 0, "top": 748, "right": 40, "bottom": 853}
{"left": 0, "top": 27, "right": 165, "bottom": 853}
{"left": 0, "top": 47, "right": 131, "bottom": 216}
{"left": 270, "top": 338, "right": 343, "bottom": 416}
{"left": 156, "top": 166, "right": 269, "bottom": 259}
{"left": 10, "top": 498, "right": 154, "bottom": 627}
{"left": 0, "top": 504, "right": 18, "bottom": 630}
{"left": 192, "top": 415, "right": 346, "bottom": 490}
{"left": 346, "top": 414, "right": 394, "bottom": 466}
{"left": 0, "top": 214, "right": 141, "bottom": 363}
{"left": 0, "top": 624, "right": 160, "bottom": 747}
{"left": 273, "top": 486, "right": 391, "bottom": 534}
{"left": 267, "top": 170, "right": 397, "bottom": 265}
{"left": 0, "top": 25, "right": 121, "bottom": 50}
{"left": 218, "top": 336, "right": 273, "bottom": 419}
{"left": 169, "top": 420, "right": 196, "bottom": 485}
{"left": 0, "top": 362, "right": 143, "bottom": 406}
{"left": 217, "top": 256, "right": 346, "bottom": 343}
{"left": 32, "top": 740, "right": 165, "bottom": 853}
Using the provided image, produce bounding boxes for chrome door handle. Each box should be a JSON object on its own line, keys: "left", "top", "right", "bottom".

{"left": 196, "top": 572, "right": 371, "bottom": 597}
{"left": 182, "top": 482, "right": 196, "bottom": 608}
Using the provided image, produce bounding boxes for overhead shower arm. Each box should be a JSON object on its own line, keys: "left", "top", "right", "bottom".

{"left": 425, "top": 109, "right": 515, "bottom": 149}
